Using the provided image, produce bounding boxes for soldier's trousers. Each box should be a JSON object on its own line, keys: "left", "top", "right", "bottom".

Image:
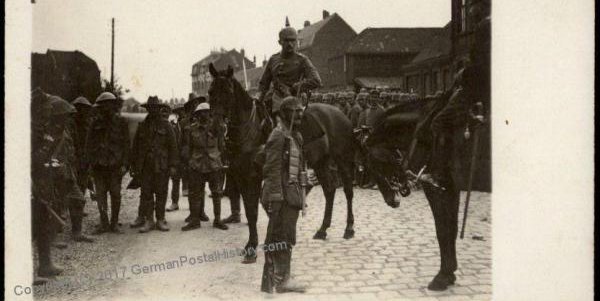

{"left": 68, "top": 197, "right": 86, "bottom": 234}
{"left": 261, "top": 202, "right": 299, "bottom": 292}
{"left": 93, "top": 167, "right": 123, "bottom": 227}
{"left": 140, "top": 170, "right": 170, "bottom": 221}
{"left": 170, "top": 175, "right": 181, "bottom": 204}
{"left": 423, "top": 168, "right": 460, "bottom": 275}
{"left": 188, "top": 170, "right": 223, "bottom": 222}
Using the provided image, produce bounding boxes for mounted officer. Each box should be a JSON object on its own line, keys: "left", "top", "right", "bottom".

{"left": 85, "top": 92, "right": 130, "bottom": 234}
{"left": 257, "top": 24, "right": 322, "bottom": 121}
{"left": 131, "top": 96, "right": 179, "bottom": 233}
{"left": 260, "top": 96, "right": 307, "bottom": 294}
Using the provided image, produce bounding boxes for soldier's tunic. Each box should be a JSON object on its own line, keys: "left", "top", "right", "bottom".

{"left": 349, "top": 103, "right": 363, "bottom": 128}
{"left": 131, "top": 115, "right": 178, "bottom": 222}
{"left": 184, "top": 118, "right": 225, "bottom": 222}
{"left": 85, "top": 114, "right": 130, "bottom": 228}
{"left": 260, "top": 123, "right": 304, "bottom": 292}
{"left": 258, "top": 52, "right": 322, "bottom": 113}
{"left": 73, "top": 114, "right": 91, "bottom": 192}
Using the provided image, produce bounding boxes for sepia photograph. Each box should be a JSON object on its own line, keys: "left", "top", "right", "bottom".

{"left": 3, "top": 0, "right": 593, "bottom": 300}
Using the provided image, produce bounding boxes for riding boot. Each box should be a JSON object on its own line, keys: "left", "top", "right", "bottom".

{"left": 182, "top": 199, "right": 201, "bottom": 231}
{"left": 212, "top": 198, "right": 228, "bottom": 230}
{"left": 37, "top": 236, "right": 63, "bottom": 277}
{"left": 131, "top": 200, "right": 146, "bottom": 228}
{"left": 110, "top": 199, "right": 123, "bottom": 234}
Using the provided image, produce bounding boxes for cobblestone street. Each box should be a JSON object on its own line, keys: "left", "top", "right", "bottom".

{"left": 34, "top": 176, "right": 491, "bottom": 301}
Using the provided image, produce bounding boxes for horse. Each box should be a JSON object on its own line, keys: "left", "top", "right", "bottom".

{"left": 207, "top": 63, "right": 401, "bottom": 263}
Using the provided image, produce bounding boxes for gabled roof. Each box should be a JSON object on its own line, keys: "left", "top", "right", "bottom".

{"left": 346, "top": 27, "right": 446, "bottom": 54}
{"left": 297, "top": 14, "right": 334, "bottom": 50}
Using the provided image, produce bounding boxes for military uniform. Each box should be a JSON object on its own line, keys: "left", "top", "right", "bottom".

{"left": 85, "top": 94, "right": 130, "bottom": 233}
{"left": 31, "top": 90, "right": 65, "bottom": 281}
{"left": 258, "top": 52, "right": 321, "bottom": 114}
{"left": 260, "top": 118, "right": 304, "bottom": 293}
{"left": 131, "top": 97, "right": 179, "bottom": 232}
{"left": 182, "top": 104, "right": 228, "bottom": 230}
{"left": 168, "top": 118, "right": 183, "bottom": 208}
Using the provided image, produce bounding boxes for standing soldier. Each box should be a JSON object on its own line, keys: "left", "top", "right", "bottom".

{"left": 31, "top": 89, "right": 64, "bottom": 283}
{"left": 258, "top": 25, "right": 321, "bottom": 120}
{"left": 181, "top": 103, "right": 229, "bottom": 231}
{"left": 85, "top": 92, "right": 130, "bottom": 234}
{"left": 72, "top": 96, "right": 94, "bottom": 199}
{"left": 166, "top": 104, "right": 184, "bottom": 212}
{"left": 131, "top": 96, "right": 178, "bottom": 233}
{"left": 260, "top": 96, "right": 306, "bottom": 294}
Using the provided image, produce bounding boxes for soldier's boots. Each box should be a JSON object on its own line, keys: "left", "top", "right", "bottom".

{"left": 109, "top": 204, "right": 123, "bottom": 234}
{"left": 181, "top": 219, "right": 201, "bottom": 231}
{"left": 139, "top": 219, "right": 155, "bottom": 233}
{"left": 212, "top": 199, "right": 228, "bottom": 230}
{"left": 130, "top": 216, "right": 145, "bottom": 228}
{"left": 427, "top": 272, "right": 456, "bottom": 291}
{"left": 166, "top": 203, "right": 179, "bottom": 212}
{"left": 199, "top": 198, "right": 210, "bottom": 221}
{"left": 38, "top": 263, "right": 64, "bottom": 278}
{"left": 182, "top": 188, "right": 189, "bottom": 197}
{"left": 221, "top": 213, "right": 241, "bottom": 224}
{"left": 156, "top": 219, "right": 170, "bottom": 232}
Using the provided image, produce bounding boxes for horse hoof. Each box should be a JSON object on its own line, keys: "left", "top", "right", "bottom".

{"left": 313, "top": 231, "right": 327, "bottom": 240}
{"left": 343, "top": 229, "right": 355, "bottom": 239}
{"left": 386, "top": 199, "right": 400, "bottom": 208}
{"left": 242, "top": 254, "right": 257, "bottom": 264}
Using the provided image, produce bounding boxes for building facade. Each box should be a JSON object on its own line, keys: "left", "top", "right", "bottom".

{"left": 191, "top": 48, "right": 256, "bottom": 96}
{"left": 345, "top": 28, "right": 446, "bottom": 91}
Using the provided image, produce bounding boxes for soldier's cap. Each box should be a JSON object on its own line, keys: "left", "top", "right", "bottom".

{"left": 279, "top": 27, "right": 298, "bottom": 40}
{"left": 72, "top": 96, "right": 92, "bottom": 107}
{"left": 280, "top": 96, "right": 301, "bottom": 110}
{"left": 141, "top": 96, "right": 169, "bottom": 108}
{"left": 357, "top": 92, "right": 369, "bottom": 100}
{"left": 193, "top": 102, "right": 211, "bottom": 113}
{"left": 322, "top": 93, "right": 333, "bottom": 100}
{"left": 379, "top": 91, "right": 390, "bottom": 98}
{"left": 49, "top": 95, "right": 77, "bottom": 116}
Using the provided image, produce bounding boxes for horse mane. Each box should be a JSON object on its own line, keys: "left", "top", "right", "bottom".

{"left": 230, "top": 77, "right": 253, "bottom": 111}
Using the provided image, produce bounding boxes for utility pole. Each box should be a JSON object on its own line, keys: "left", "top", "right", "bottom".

{"left": 111, "top": 18, "right": 115, "bottom": 90}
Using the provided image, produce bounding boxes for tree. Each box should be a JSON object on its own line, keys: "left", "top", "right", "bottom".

{"left": 101, "top": 77, "right": 130, "bottom": 99}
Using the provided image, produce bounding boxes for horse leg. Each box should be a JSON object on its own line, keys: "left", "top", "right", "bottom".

{"left": 313, "top": 164, "right": 336, "bottom": 240}
{"left": 338, "top": 160, "right": 355, "bottom": 239}
{"left": 232, "top": 172, "right": 259, "bottom": 264}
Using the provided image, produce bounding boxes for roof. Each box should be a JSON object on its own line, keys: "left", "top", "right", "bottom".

{"left": 409, "top": 23, "right": 452, "bottom": 64}
{"left": 297, "top": 14, "right": 334, "bottom": 50}
{"left": 346, "top": 27, "right": 446, "bottom": 54}
{"left": 33, "top": 49, "right": 100, "bottom": 71}
{"left": 192, "top": 49, "right": 255, "bottom": 75}
{"left": 354, "top": 77, "right": 404, "bottom": 89}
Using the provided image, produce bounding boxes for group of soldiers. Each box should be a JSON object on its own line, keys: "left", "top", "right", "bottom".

{"left": 30, "top": 0, "right": 489, "bottom": 293}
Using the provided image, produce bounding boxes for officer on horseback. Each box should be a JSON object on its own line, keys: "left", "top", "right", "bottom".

{"left": 257, "top": 23, "right": 322, "bottom": 120}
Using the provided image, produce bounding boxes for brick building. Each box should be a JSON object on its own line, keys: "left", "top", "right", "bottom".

{"left": 191, "top": 48, "right": 255, "bottom": 96}
{"left": 345, "top": 27, "right": 446, "bottom": 90}
{"left": 296, "top": 10, "right": 357, "bottom": 90}
{"left": 31, "top": 49, "right": 102, "bottom": 103}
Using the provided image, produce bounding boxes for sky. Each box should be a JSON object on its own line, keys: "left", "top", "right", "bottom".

{"left": 32, "top": 0, "right": 450, "bottom": 101}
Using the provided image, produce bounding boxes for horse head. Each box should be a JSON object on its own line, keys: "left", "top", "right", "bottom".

{"left": 207, "top": 63, "right": 235, "bottom": 121}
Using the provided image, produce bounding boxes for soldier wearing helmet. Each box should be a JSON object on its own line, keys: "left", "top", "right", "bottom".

{"left": 71, "top": 97, "right": 95, "bottom": 204}
{"left": 258, "top": 23, "right": 322, "bottom": 120}
{"left": 180, "top": 102, "right": 228, "bottom": 231}
{"left": 85, "top": 92, "right": 131, "bottom": 234}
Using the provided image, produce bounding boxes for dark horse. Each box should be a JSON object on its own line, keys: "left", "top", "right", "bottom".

{"left": 207, "top": 64, "right": 403, "bottom": 263}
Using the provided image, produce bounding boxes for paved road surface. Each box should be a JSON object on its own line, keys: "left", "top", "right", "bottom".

{"left": 35, "top": 175, "right": 491, "bottom": 301}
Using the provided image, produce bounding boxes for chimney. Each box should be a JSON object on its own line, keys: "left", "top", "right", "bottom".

{"left": 322, "top": 10, "right": 330, "bottom": 19}
{"left": 304, "top": 20, "right": 311, "bottom": 27}
{"left": 253, "top": 55, "right": 256, "bottom": 65}
{"left": 262, "top": 55, "right": 267, "bottom": 67}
